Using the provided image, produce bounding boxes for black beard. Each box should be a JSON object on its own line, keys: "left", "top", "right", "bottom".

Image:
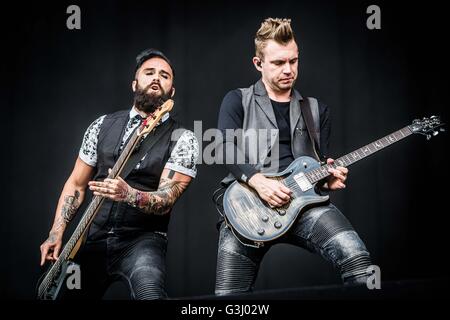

{"left": 133, "top": 83, "right": 171, "bottom": 114}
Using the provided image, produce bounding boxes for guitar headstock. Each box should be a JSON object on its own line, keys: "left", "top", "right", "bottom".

{"left": 138, "top": 99, "right": 174, "bottom": 136}
{"left": 408, "top": 116, "right": 445, "bottom": 140}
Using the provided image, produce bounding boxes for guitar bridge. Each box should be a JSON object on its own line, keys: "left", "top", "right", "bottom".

{"left": 293, "top": 172, "right": 313, "bottom": 192}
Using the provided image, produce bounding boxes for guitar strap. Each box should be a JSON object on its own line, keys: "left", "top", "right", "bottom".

{"left": 119, "top": 119, "right": 174, "bottom": 180}
{"left": 299, "top": 98, "right": 325, "bottom": 162}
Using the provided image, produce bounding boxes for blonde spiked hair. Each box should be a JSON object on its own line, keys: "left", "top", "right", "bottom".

{"left": 255, "top": 18, "right": 296, "bottom": 59}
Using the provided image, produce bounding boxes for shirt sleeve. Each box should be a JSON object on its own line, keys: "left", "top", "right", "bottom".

{"left": 78, "top": 115, "right": 106, "bottom": 167}
{"left": 164, "top": 130, "right": 199, "bottom": 178}
{"left": 218, "top": 90, "right": 259, "bottom": 183}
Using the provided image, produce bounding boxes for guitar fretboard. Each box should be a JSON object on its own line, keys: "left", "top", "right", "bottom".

{"left": 38, "top": 124, "right": 144, "bottom": 297}
{"left": 305, "top": 126, "right": 413, "bottom": 184}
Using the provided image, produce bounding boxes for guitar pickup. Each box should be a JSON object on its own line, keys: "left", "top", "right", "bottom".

{"left": 293, "top": 172, "right": 313, "bottom": 192}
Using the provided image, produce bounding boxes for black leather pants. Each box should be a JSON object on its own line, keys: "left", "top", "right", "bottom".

{"left": 63, "top": 231, "right": 168, "bottom": 300}
{"left": 215, "top": 203, "right": 372, "bottom": 295}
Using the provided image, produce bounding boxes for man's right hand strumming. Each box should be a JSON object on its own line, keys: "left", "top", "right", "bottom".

{"left": 248, "top": 173, "right": 292, "bottom": 208}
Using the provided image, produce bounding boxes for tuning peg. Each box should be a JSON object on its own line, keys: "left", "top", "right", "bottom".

{"left": 433, "top": 131, "right": 439, "bottom": 136}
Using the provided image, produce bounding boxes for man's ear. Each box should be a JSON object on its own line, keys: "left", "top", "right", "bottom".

{"left": 171, "top": 87, "right": 175, "bottom": 98}
{"left": 132, "top": 80, "right": 137, "bottom": 92}
{"left": 252, "top": 57, "right": 262, "bottom": 71}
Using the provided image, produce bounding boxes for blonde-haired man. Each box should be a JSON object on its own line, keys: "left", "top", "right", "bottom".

{"left": 214, "top": 18, "right": 372, "bottom": 295}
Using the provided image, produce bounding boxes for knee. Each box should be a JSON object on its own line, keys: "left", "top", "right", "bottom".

{"left": 215, "top": 249, "right": 259, "bottom": 295}
{"left": 310, "top": 207, "right": 355, "bottom": 249}
{"left": 216, "top": 249, "right": 257, "bottom": 279}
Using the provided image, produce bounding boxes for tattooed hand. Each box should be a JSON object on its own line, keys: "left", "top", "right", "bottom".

{"left": 88, "top": 176, "right": 138, "bottom": 204}
{"left": 40, "top": 230, "right": 63, "bottom": 266}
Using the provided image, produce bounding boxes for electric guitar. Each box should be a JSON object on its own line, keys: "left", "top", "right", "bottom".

{"left": 36, "top": 100, "right": 174, "bottom": 299}
{"left": 223, "top": 116, "right": 445, "bottom": 247}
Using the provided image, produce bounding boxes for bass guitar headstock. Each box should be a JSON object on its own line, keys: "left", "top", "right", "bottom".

{"left": 138, "top": 99, "right": 174, "bottom": 136}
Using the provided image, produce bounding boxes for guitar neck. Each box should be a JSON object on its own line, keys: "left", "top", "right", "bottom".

{"left": 60, "top": 129, "right": 143, "bottom": 261}
{"left": 305, "top": 126, "right": 413, "bottom": 184}
{"left": 38, "top": 128, "right": 144, "bottom": 297}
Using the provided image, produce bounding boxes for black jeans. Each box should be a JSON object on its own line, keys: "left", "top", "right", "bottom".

{"left": 215, "top": 202, "right": 372, "bottom": 295}
{"left": 63, "top": 231, "right": 168, "bottom": 300}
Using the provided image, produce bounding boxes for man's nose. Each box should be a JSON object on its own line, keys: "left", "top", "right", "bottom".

{"left": 282, "top": 63, "right": 292, "bottom": 74}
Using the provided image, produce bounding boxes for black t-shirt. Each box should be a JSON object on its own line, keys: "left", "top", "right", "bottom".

{"left": 270, "top": 99, "right": 295, "bottom": 172}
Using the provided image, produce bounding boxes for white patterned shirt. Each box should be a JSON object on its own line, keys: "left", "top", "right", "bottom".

{"left": 79, "top": 107, "right": 199, "bottom": 178}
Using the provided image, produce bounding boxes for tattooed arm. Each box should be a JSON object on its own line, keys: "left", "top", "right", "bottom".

{"left": 89, "top": 168, "right": 192, "bottom": 216}
{"left": 40, "top": 157, "right": 94, "bottom": 266}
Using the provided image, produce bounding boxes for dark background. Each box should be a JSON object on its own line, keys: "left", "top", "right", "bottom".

{"left": 1, "top": 0, "right": 448, "bottom": 299}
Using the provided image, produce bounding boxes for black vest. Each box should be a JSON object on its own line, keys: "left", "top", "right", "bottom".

{"left": 87, "top": 110, "right": 182, "bottom": 240}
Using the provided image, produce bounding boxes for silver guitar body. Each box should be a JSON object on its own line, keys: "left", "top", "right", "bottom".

{"left": 223, "top": 156, "right": 329, "bottom": 247}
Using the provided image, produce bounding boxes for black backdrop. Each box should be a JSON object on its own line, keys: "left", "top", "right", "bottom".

{"left": 1, "top": 0, "right": 448, "bottom": 299}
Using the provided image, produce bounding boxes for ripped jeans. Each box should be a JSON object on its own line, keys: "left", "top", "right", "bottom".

{"left": 215, "top": 203, "right": 372, "bottom": 295}
{"left": 63, "top": 231, "right": 168, "bottom": 300}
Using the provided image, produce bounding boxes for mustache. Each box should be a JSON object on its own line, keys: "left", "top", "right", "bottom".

{"left": 148, "top": 81, "right": 162, "bottom": 90}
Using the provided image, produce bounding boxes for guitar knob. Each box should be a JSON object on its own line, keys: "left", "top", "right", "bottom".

{"left": 278, "top": 209, "right": 286, "bottom": 216}
{"left": 274, "top": 221, "right": 282, "bottom": 229}
{"left": 262, "top": 216, "right": 269, "bottom": 222}
{"left": 257, "top": 229, "right": 265, "bottom": 235}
